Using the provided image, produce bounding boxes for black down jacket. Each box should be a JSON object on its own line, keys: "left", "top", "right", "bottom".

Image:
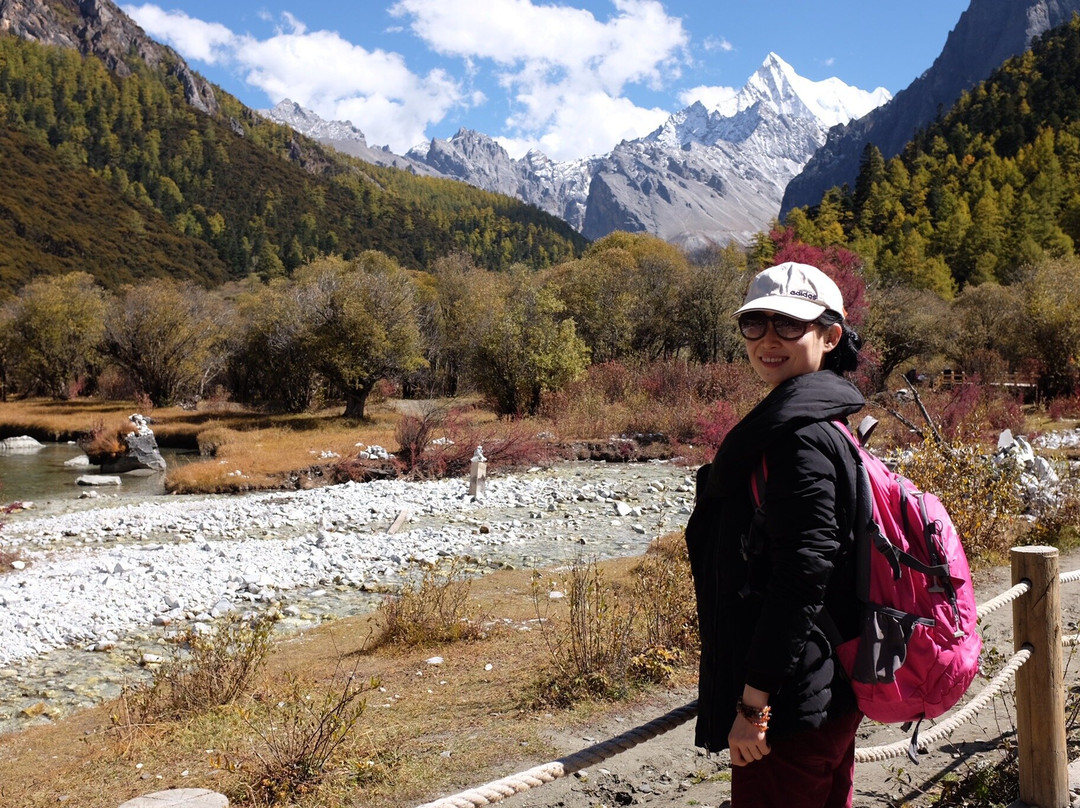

{"left": 685, "top": 370, "right": 865, "bottom": 752}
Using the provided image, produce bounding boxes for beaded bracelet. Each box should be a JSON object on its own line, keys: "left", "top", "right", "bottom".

{"left": 735, "top": 699, "right": 771, "bottom": 729}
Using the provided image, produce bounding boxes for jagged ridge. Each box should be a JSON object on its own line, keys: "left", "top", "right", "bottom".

{"left": 266, "top": 53, "right": 888, "bottom": 246}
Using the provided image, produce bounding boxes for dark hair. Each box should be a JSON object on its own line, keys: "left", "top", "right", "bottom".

{"left": 817, "top": 309, "right": 861, "bottom": 375}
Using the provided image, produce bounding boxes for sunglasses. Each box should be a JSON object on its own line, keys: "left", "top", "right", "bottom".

{"left": 738, "top": 312, "right": 816, "bottom": 341}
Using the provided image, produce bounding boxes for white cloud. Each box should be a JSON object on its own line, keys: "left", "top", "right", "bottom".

{"left": 678, "top": 84, "right": 739, "bottom": 112}
{"left": 123, "top": 4, "right": 236, "bottom": 64}
{"left": 498, "top": 91, "right": 668, "bottom": 160}
{"left": 390, "top": 0, "right": 689, "bottom": 159}
{"left": 123, "top": 4, "right": 466, "bottom": 153}
{"left": 124, "top": 1, "right": 693, "bottom": 161}
{"left": 704, "top": 36, "right": 733, "bottom": 53}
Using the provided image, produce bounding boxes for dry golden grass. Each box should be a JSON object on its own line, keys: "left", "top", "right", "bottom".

{"left": 0, "top": 556, "right": 694, "bottom": 808}
{"left": 165, "top": 418, "right": 399, "bottom": 493}
{"left": 0, "top": 398, "right": 405, "bottom": 493}
{"left": 0, "top": 390, "right": 703, "bottom": 495}
{"left": 0, "top": 398, "right": 140, "bottom": 442}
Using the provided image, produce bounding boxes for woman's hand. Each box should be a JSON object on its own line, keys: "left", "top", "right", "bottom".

{"left": 729, "top": 685, "right": 771, "bottom": 766}
{"left": 728, "top": 712, "right": 771, "bottom": 765}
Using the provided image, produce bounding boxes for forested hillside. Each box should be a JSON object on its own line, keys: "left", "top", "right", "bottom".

{"left": 0, "top": 33, "right": 585, "bottom": 290}
{"left": 786, "top": 15, "right": 1080, "bottom": 296}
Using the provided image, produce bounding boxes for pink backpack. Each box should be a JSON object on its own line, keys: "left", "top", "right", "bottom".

{"left": 753, "top": 419, "right": 982, "bottom": 760}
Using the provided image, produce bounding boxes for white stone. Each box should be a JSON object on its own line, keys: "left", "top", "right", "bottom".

{"left": 117, "top": 788, "right": 228, "bottom": 808}
{"left": 210, "top": 599, "right": 234, "bottom": 618}
{"left": 0, "top": 435, "right": 44, "bottom": 453}
{"left": 77, "top": 475, "right": 122, "bottom": 486}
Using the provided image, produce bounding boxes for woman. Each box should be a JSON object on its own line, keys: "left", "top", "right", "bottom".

{"left": 685, "top": 261, "right": 865, "bottom": 807}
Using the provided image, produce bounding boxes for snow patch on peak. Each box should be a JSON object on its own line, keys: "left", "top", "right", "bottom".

{"left": 784, "top": 71, "right": 891, "bottom": 128}
{"left": 260, "top": 99, "right": 367, "bottom": 145}
{"left": 711, "top": 52, "right": 891, "bottom": 128}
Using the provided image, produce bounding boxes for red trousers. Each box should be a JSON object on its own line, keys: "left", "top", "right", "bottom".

{"left": 730, "top": 709, "right": 863, "bottom": 808}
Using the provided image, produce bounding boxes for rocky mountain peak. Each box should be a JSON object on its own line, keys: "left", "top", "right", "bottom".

{"left": 733, "top": 52, "right": 890, "bottom": 128}
{"left": 261, "top": 99, "right": 367, "bottom": 145}
{"left": 0, "top": 0, "right": 218, "bottom": 115}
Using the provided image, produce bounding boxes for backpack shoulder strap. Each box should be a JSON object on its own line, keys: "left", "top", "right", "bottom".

{"left": 750, "top": 454, "right": 767, "bottom": 507}
{"left": 827, "top": 421, "right": 952, "bottom": 581}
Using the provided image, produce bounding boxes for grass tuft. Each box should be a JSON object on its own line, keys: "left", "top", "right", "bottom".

{"left": 237, "top": 662, "right": 379, "bottom": 806}
{"left": 374, "top": 559, "right": 487, "bottom": 648}
{"left": 530, "top": 558, "right": 638, "bottom": 706}
{"left": 114, "top": 613, "right": 276, "bottom": 729}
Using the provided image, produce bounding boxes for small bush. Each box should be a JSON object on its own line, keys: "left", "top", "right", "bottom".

{"left": 196, "top": 425, "right": 239, "bottom": 458}
{"left": 693, "top": 399, "right": 739, "bottom": 450}
{"left": 76, "top": 417, "right": 128, "bottom": 460}
{"left": 539, "top": 359, "right": 762, "bottom": 451}
{"left": 531, "top": 558, "right": 637, "bottom": 706}
{"left": 931, "top": 751, "right": 1019, "bottom": 807}
{"left": 240, "top": 663, "right": 378, "bottom": 805}
{"left": 1048, "top": 392, "right": 1080, "bottom": 420}
{"left": 629, "top": 645, "right": 684, "bottom": 684}
{"left": 631, "top": 532, "right": 699, "bottom": 656}
{"left": 119, "top": 613, "right": 275, "bottom": 724}
{"left": 897, "top": 437, "right": 1024, "bottom": 564}
{"left": 394, "top": 405, "right": 447, "bottom": 474}
{"left": 398, "top": 409, "right": 560, "bottom": 480}
{"left": 873, "top": 384, "right": 1026, "bottom": 450}
{"left": 375, "top": 559, "right": 486, "bottom": 647}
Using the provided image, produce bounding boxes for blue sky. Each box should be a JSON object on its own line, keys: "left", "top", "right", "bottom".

{"left": 123, "top": 0, "right": 970, "bottom": 161}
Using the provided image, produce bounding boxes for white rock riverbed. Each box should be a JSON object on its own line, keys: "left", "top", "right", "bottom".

{"left": 0, "top": 460, "right": 695, "bottom": 731}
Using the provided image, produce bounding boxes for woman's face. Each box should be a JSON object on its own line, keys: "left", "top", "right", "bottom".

{"left": 743, "top": 313, "right": 842, "bottom": 388}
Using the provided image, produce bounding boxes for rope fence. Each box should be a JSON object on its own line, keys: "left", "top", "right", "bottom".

{"left": 854, "top": 647, "right": 1031, "bottom": 763}
{"left": 415, "top": 702, "right": 698, "bottom": 808}
{"left": 976, "top": 580, "right": 1030, "bottom": 620}
{"left": 416, "top": 551, "right": 1077, "bottom": 808}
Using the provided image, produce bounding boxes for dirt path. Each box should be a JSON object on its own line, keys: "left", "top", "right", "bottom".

{"left": 488, "top": 546, "right": 1080, "bottom": 808}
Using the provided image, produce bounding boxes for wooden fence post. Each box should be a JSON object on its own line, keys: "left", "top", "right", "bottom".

{"left": 1011, "top": 545, "right": 1068, "bottom": 808}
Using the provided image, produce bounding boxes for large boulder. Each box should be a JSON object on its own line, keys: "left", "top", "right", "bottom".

{"left": 96, "top": 414, "right": 166, "bottom": 473}
{"left": 0, "top": 435, "right": 44, "bottom": 453}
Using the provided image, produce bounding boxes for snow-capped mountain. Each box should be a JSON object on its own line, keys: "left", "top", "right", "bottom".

{"left": 259, "top": 99, "right": 443, "bottom": 177}
{"left": 262, "top": 54, "right": 889, "bottom": 246}
{"left": 581, "top": 53, "right": 888, "bottom": 247}
{"left": 405, "top": 130, "right": 602, "bottom": 231}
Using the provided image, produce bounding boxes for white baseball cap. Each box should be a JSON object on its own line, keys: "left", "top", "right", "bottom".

{"left": 734, "top": 262, "right": 845, "bottom": 321}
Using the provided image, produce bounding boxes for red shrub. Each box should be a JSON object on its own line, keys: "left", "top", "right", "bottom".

{"left": 694, "top": 399, "right": 739, "bottom": 449}
{"left": 768, "top": 228, "right": 869, "bottom": 326}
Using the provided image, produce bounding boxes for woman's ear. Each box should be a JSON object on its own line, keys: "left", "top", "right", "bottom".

{"left": 824, "top": 323, "right": 843, "bottom": 352}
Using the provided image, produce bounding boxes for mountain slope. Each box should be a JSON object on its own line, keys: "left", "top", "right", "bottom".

{"left": 0, "top": 125, "right": 228, "bottom": 287}
{"left": 0, "top": 0, "right": 585, "bottom": 290}
{"left": 781, "top": 0, "right": 1080, "bottom": 217}
{"left": 786, "top": 15, "right": 1080, "bottom": 293}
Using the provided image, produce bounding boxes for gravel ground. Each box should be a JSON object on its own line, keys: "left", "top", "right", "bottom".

{"left": 0, "top": 459, "right": 696, "bottom": 733}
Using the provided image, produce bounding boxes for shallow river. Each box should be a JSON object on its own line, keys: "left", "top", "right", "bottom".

{"left": 0, "top": 442, "right": 197, "bottom": 516}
